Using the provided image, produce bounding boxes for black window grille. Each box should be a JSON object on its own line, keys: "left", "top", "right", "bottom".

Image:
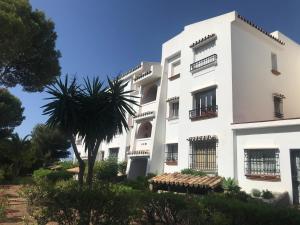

{"left": 244, "top": 149, "right": 280, "bottom": 176}
{"left": 109, "top": 148, "right": 119, "bottom": 159}
{"left": 274, "top": 96, "right": 283, "bottom": 118}
{"left": 189, "top": 138, "right": 217, "bottom": 172}
{"left": 165, "top": 144, "right": 178, "bottom": 162}
{"left": 190, "top": 54, "right": 217, "bottom": 72}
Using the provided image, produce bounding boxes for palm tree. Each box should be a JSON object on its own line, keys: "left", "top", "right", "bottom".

{"left": 0, "top": 133, "right": 32, "bottom": 177}
{"left": 43, "top": 75, "right": 137, "bottom": 186}
{"left": 42, "top": 76, "right": 85, "bottom": 185}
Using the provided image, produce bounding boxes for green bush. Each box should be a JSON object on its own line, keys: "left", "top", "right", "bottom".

{"left": 94, "top": 159, "right": 118, "bottom": 181}
{"left": 181, "top": 168, "right": 207, "bottom": 176}
{"left": 58, "top": 161, "right": 78, "bottom": 170}
{"left": 33, "top": 168, "right": 72, "bottom": 184}
{"left": 0, "top": 170, "right": 5, "bottom": 184}
{"left": 252, "top": 189, "right": 261, "bottom": 197}
{"left": 201, "top": 194, "right": 300, "bottom": 225}
{"left": 124, "top": 173, "right": 156, "bottom": 191}
{"left": 22, "top": 180, "right": 140, "bottom": 225}
{"left": 262, "top": 189, "right": 274, "bottom": 199}
{"left": 118, "top": 161, "right": 127, "bottom": 175}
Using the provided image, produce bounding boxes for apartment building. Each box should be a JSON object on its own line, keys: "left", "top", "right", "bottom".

{"left": 76, "top": 11, "right": 300, "bottom": 204}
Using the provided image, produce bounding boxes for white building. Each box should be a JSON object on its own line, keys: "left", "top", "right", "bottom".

{"left": 76, "top": 11, "right": 300, "bottom": 204}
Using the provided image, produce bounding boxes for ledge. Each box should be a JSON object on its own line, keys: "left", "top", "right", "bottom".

{"left": 165, "top": 161, "right": 178, "bottom": 166}
{"left": 245, "top": 174, "right": 281, "bottom": 182}
{"left": 168, "top": 73, "right": 180, "bottom": 80}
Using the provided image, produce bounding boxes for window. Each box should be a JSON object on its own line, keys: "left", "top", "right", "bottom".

{"left": 189, "top": 137, "right": 217, "bottom": 172}
{"left": 170, "top": 61, "right": 180, "bottom": 80}
{"left": 271, "top": 53, "right": 278, "bottom": 71}
{"left": 109, "top": 148, "right": 119, "bottom": 159}
{"left": 244, "top": 149, "right": 280, "bottom": 178}
{"left": 273, "top": 94, "right": 284, "bottom": 118}
{"left": 169, "top": 101, "right": 179, "bottom": 119}
{"left": 165, "top": 144, "right": 178, "bottom": 165}
{"left": 190, "top": 88, "right": 217, "bottom": 120}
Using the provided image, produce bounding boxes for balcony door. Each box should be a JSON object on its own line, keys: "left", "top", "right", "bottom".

{"left": 291, "top": 150, "right": 300, "bottom": 204}
{"left": 194, "top": 89, "right": 216, "bottom": 111}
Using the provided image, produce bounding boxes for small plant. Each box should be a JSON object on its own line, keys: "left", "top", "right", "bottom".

{"left": 252, "top": 189, "right": 261, "bottom": 197}
{"left": 181, "top": 168, "right": 207, "bottom": 176}
{"left": 94, "top": 159, "right": 118, "bottom": 181}
{"left": 222, "top": 178, "right": 241, "bottom": 193}
{"left": 262, "top": 189, "right": 274, "bottom": 199}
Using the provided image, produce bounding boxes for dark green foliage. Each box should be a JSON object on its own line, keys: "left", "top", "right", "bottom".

{"left": 262, "top": 190, "right": 274, "bottom": 199}
{"left": 22, "top": 180, "right": 300, "bottom": 225}
{"left": 31, "top": 124, "right": 71, "bottom": 167}
{"left": 0, "top": 0, "right": 61, "bottom": 92}
{"left": 94, "top": 159, "right": 118, "bottom": 181}
{"left": 222, "top": 177, "right": 241, "bottom": 193}
{"left": 181, "top": 168, "right": 207, "bottom": 176}
{"left": 118, "top": 161, "right": 127, "bottom": 175}
{"left": 0, "top": 133, "right": 35, "bottom": 179}
{"left": 0, "top": 88, "right": 24, "bottom": 137}
{"left": 201, "top": 194, "right": 300, "bottom": 225}
{"left": 33, "top": 168, "right": 72, "bottom": 184}
{"left": 124, "top": 173, "right": 156, "bottom": 191}
{"left": 58, "top": 161, "right": 78, "bottom": 170}
{"left": 252, "top": 189, "right": 261, "bottom": 197}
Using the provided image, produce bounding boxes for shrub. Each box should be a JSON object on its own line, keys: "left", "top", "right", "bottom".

{"left": 0, "top": 170, "right": 5, "bottom": 184}
{"left": 118, "top": 161, "right": 127, "bottom": 175}
{"left": 94, "top": 159, "right": 118, "bottom": 181}
{"left": 181, "top": 168, "right": 206, "bottom": 176}
{"left": 262, "top": 189, "right": 274, "bottom": 199}
{"left": 222, "top": 177, "right": 241, "bottom": 193}
{"left": 33, "top": 168, "right": 72, "bottom": 184}
{"left": 252, "top": 189, "right": 261, "bottom": 198}
{"left": 124, "top": 173, "right": 156, "bottom": 191}
{"left": 22, "top": 180, "right": 140, "bottom": 225}
{"left": 58, "top": 161, "right": 78, "bottom": 170}
{"left": 201, "top": 194, "right": 300, "bottom": 225}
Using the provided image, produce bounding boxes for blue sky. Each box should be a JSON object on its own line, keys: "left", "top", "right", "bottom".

{"left": 11, "top": 0, "right": 300, "bottom": 137}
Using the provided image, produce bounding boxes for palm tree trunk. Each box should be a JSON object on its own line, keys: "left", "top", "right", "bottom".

{"left": 70, "top": 134, "right": 85, "bottom": 187}
{"left": 86, "top": 140, "right": 101, "bottom": 187}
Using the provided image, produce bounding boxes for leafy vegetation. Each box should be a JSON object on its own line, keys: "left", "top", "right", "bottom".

{"left": 33, "top": 168, "right": 72, "bottom": 184}
{"left": 252, "top": 189, "right": 261, "bottom": 198}
{"left": 22, "top": 179, "right": 300, "bottom": 225}
{"left": 0, "top": 0, "right": 61, "bottom": 92}
{"left": 94, "top": 159, "right": 118, "bottom": 181}
{"left": 118, "top": 161, "right": 127, "bottom": 175}
{"left": 222, "top": 177, "right": 241, "bottom": 193}
{"left": 262, "top": 189, "right": 274, "bottom": 199}
{"left": 0, "top": 88, "right": 24, "bottom": 138}
{"left": 181, "top": 168, "right": 207, "bottom": 176}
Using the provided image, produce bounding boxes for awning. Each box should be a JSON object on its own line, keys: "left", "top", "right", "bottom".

{"left": 149, "top": 173, "right": 222, "bottom": 189}
{"left": 66, "top": 167, "right": 79, "bottom": 174}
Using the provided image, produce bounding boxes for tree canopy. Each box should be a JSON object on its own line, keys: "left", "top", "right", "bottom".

{"left": 31, "top": 124, "right": 71, "bottom": 167}
{"left": 0, "top": 88, "right": 25, "bottom": 138}
{"left": 0, "top": 0, "right": 61, "bottom": 92}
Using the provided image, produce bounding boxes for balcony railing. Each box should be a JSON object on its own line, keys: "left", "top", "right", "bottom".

{"left": 190, "top": 54, "right": 217, "bottom": 72}
{"left": 189, "top": 105, "right": 218, "bottom": 120}
{"left": 127, "top": 150, "right": 150, "bottom": 157}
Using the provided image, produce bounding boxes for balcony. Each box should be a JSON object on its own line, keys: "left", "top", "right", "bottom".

{"left": 190, "top": 54, "right": 217, "bottom": 73}
{"left": 127, "top": 150, "right": 150, "bottom": 157}
{"left": 189, "top": 105, "right": 218, "bottom": 120}
{"left": 134, "top": 111, "right": 155, "bottom": 122}
{"left": 133, "top": 64, "right": 161, "bottom": 85}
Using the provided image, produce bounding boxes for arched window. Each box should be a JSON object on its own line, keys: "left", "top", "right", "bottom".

{"left": 137, "top": 121, "right": 152, "bottom": 139}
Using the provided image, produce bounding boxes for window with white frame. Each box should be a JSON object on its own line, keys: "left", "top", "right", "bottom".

{"left": 171, "top": 61, "right": 181, "bottom": 78}
{"left": 165, "top": 144, "right": 178, "bottom": 164}
{"left": 271, "top": 53, "right": 278, "bottom": 71}
{"left": 169, "top": 101, "right": 179, "bottom": 119}
{"left": 244, "top": 149, "right": 280, "bottom": 177}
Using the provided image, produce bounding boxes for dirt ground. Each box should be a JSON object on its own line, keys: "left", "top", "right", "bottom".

{"left": 0, "top": 185, "right": 33, "bottom": 225}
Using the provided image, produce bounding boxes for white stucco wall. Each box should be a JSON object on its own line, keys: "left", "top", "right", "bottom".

{"left": 234, "top": 121, "right": 300, "bottom": 202}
